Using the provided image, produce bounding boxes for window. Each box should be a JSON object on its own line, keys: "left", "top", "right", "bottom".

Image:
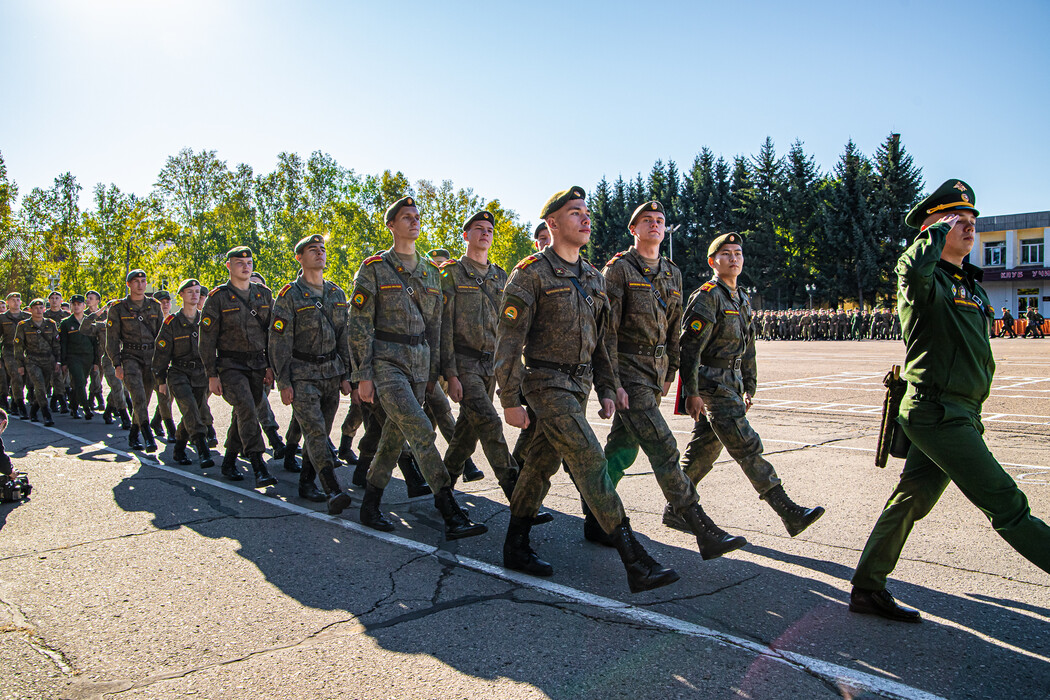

{"left": 984, "top": 241, "right": 1005, "bottom": 266}
{"left": 1020, "top": 238, "right": 1044, "bottom": 265}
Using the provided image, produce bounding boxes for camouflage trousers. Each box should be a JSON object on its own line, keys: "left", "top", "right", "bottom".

{"left": 4, "top": 354, "right": 25, "bottom": 403}
{"left": 366, "top": 364, "right": 450, "bottom": 494}
{"left": 219, "top": 368, "right": 266, "bottom": 456}
{"left": 51, "top": 363, "right": 69, "bottom": 400}
{"left": 154, "top": 386, "right": 173, "bottom": 422}
{"left": 681, "top": 386, "right": 781, "bottom": 496}
{"left": 23, "top": 361, "right": 54, "bottom": 410}
{"left": 292, "top": 377, "right": 340, "bottom": 474}
{"left": 259, "top": 388, "right": 278, "bottom": 432}
{"left": 513, "top": 387, "right": 626, "bottom": 533}
{"left": 604, "top": 384, "right": 697, "bottom": 511}
{"left": 89, "top": 365, "right": 104, "bottom": 405}
{"left": 424, "top": 381, "right": 456, "bottom": 443}
{"left": 443, "top": 372, "right": 517, "bottom": 485}
{"left": 0, "top": 356, "right": 7, "bottom": 398}
{"left": 120, "top": 355, "right": 154, "bottom": 427}
{"left": 339, "top": 397, "right": 363, "bottom": 438}
{"left": 102, "top": 357, "right": 128, "bottom": 412}
{"left": 167, "top": 371, "right": 208, "bottom": 442}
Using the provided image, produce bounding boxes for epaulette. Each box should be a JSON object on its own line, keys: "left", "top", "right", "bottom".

{"left": 605, "top": 251, "right": 626, "bottom": 267}
{"left": 326, "top": 280, "right": 344, "bottom": 293}
{"left": 439, "top": 259, "right": 457, "bottom": 268}
{"left": 164, "top": 314, "right": 175, "bottom": 325}
{"left": 666, "top": 256, "right": 679, "bottom": 268}
{"left": 699, "top": 281, "right": 717, "bottom": 292}
{"left": 363, "top": 254, "right": 383, "bottom": 265}
{"left": 515, "top": 254, "right": 542, "bottom": 270}
{"left": 207, "top": 287, "right": 221, "bottom": 297}
{"left": 277, "top": 283, "right": 292, "bottom": 298}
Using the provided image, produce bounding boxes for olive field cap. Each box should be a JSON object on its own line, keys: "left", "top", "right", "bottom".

{"left": 533, "top": 221, "right": 548, "bottom": 239}
{"left": 227, "top": 246, "right": 253, "bottom": 259}
{"left": 126, "top": 269, "right": 146, "bottom": 282}
{"left": 708, "top": 232, "right": 743, "bottom": 257}
{"left": 69, "top": 294, "right": 86, "bottom": 304}
{"left": 385, "top": 196, "right": 418, "bottom": 223}
{"left": 629, "top": 200, "right": 665, "bottom": 227}
{"left": 295, "top": 234, "right": 325, "bottom": 254}
{"left": 539, "top": 186, "right": 586, "bottom": 219}
{"left": 177, "top": 278, "right": 202, "bottom": 294}
{"left": 153, "top": 290, "right": 172, "bottom": 302}
{"left": 463, "top": 210, "right": 494, "bottom": 231}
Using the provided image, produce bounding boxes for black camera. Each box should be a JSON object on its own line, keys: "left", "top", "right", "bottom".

{"left": 0, "top": 472, "right": 31, "bottom": 502}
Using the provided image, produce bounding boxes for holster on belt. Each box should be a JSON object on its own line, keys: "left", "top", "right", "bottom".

{"left": 876, "top": 364, "right": 910, "bottom": 468}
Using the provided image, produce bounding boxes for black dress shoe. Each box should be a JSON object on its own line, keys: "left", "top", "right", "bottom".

{"left": 849, "top": 587, "right": 922, "bottom": 623}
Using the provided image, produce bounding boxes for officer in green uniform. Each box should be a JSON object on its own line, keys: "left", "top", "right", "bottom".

{"left": 850, "top": 180, "right": 1050, "bottom": 622}
{"left": 349, "top": 196, "right": 485, "bottom": 540}
{"left": 270, "top": 234, "right": 354, "bottom": 514}
{"left": 198, "top": 247, "right": 278, "bottom": 488}
{"left": 58, "top": 294, "right": 99, "bottom": 420}
{"left": 1, "top": 293, "right": 31, "bottom": 419}
{"left": 602, "top": 201, "right": 746, "bottom": 559}
{"left": 153, "top": 279, "right": 214, "bottom": 470}
{"left": 14, "top": 299, "right": 59, "bottom": 426}
{"left": 677, "top": 233, "right": 825, "bottom": 537}
{"left": 495, "top": 186, "right": 678, "bottom": 593}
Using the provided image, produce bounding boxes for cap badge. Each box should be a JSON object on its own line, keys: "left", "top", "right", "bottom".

{"left": 953, "top": 182, "right": 967, "bottom": 192}
{"left": 651, "top": 202, "right": 658, "bottom": 209}
{"left": 406, "top": 197, "right": 413, "bottom": 205}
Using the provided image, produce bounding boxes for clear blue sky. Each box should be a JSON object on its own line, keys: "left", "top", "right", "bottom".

{"left": 2, "top": 0, "right": 1048, "bottom": 223}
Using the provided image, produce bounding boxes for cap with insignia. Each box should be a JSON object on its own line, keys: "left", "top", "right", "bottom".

{"left": 428, "top": 248, "right": 451, "bottom": 260}
{"left": 69, "top": 294, "right": 86, "bottom": 304}
{"left": 708, "top": 232, "right": 743, "bottom": 257}
{"left": 385, "top": 195, "right": 418, "bottom": 223}
{"left": 177, "top": 278, "right": 201, "bottom": 294}
{"left": 5, "top": 292, "right": 19, "bottom": 299}
{"left": 629, "top": 200, "right": 665, "bottom": 227}
{"left": 250, "top": 272, "right": 267, "bottom": 286}
{"left": 153, "top": 290, "right": 171, "bottom": 302}
{"left": 539, "top": 186, "right": 586, "bottom": 219}
{"left": 463, "top": 210, "right": 494, "bottom": 231}
{"left": 533, "top": 221, "right": 548, "bottom": 239}
{"left": 29, "top": 298, "right": 45, "bottom": 307}
{"left": 86, "top": 290, "right": 100, "bottom": 299}
{"left": 295, "top": 234, "right": 325, "bottom": 254}
{"left": 126, "top": 269, "right": 147, "bottom": 283}
{"left": 905, "top": 179, "right": 979, "bottom": 229}
{"left": 226, "top": 246, "right": 253, "bottom": 259}
{"left": 48, "top": 290, "right": 61, "bottom": 299}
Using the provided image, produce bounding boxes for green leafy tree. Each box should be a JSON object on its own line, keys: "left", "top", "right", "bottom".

{"left": 871, "top": 133, "right": 924, "bottom": 304}
{"left": 821, "top": 139, "right": 879, "bottom": 308}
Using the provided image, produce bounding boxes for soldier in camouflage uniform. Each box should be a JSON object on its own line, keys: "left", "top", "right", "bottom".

{"left": 153, "top": 279, "right": 214, "bottom": 470}
{"left": 107, "top": 270, "right": 163, "bottom": 451}
{"left": 349, "top": 196, "right": 485, "bottom": 540}
{"left": 250, "top": 270, "right": 289, "bottom": 460}
{"left": 495, "top": 187, "right": 678, "bottom": 593}
{"left": 58, "top": 294, "right": 99, "bottom": 420}
{"left": 84, "top": 291, "right": 106, "bottom": 411}
{"left": 96, "top": 299, "right": 132, "bottom": 429}
{"left": 1, "top": 293, "right": 31, "bottom": 419}
{"left": 15, "top": 299, "right": 59, "bottom": 426}
{"left": 149, "top": 290, "right": 179, "bottom": 443}
{"left": 44, "top": 291, "right": 69, "bottom": 414}
{"left": 678, "top": 233, "right": 825, "bottom": 537}
{"left": 270, "top": 234, "right": 354, "bottom": 514}
{"left": 602, "top": 201, "right": 746, "bottom": 559}
{"left": 199, "top": 247, "right": 278, "bottom": 488}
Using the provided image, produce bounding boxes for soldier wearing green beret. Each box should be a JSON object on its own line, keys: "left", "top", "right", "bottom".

{"left": 1, "top": 293, "right": 31, "bottom": 419}
{"left": 495, "top": 186, "right": 678, "bottom": 593}
{"left": 58, "top": 294, "right": 99, "bottom": 420}
{"left": 198, "top": 247, "right": 278, "bottom": 487}
{"left": 14, "top": 299, "right": 59, "bottom": 426}
{"left": 601, "top": 202, "right": 746, "bottom": 559}
{"left": 675, "top": 233, "right": 824, "bottom": 537}
{"left": 850, "top": 180, "right": 1050, "bottom": 622}
{"left": 44, "top": 291, "right": 69, "bottom": 414}
{"left": 148, "top": 290, "right": 179, "bottom": 443}
{"left": 82, "top": 291, "right": 106, "bottom": 412}
{"left": 249, "top": 270, "right": 288, "bottom": 461}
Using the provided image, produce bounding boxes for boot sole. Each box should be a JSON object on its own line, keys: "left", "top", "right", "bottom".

{"left": 446, "top": 524, "right": 488, "bottom": 540}
{"left": 328, "top": 493, "right": 353, "bottom": 515}
{"left": 700, "top": 536, "right": 748, "bottom": 560}
{"left": 463, "top": 472, "right": 485, "bottom": 482}
{"left": 786, "top": 507, "right": 826, "bottom": 537}
{"left": 628, "top": 569, "right": 680, "bottom": 594}
{"left": 661, "top": 512, "right": 692, "bottom": 534}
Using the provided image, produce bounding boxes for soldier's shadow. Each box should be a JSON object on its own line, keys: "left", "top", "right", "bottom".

{"left": 110, "top": 464, "right": 1050, "bottom": 698}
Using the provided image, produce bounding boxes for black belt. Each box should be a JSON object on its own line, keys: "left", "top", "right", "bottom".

{"left": 123, "top": 343, "right": 154, "bottom": 351}
{"left": 455, "top": 345, "right": 493, "bottom": 362}
{"left": 375, "top": 330, "right": 425, "bottom": 346}
{"left": 701, "top": 355, "right": 742, "bottom": 371}
{"left": 618, "top": 341, "right": 665, "bottom": 358}
{"left": 525, "top": 358, "right": 592, "bottom": 377}
{"left": 218, "top": 349, "right": 267, "bottom": 363}
{"left": 293, "top": 349, "right": 338, "bottom": 363}
{"left": 171, "top": 359, "right": 201, "bottom": 370}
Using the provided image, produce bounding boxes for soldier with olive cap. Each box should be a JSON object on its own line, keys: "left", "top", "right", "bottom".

{"left": 1, "top": 293, "right": 31, "bottom": 419}
{"left": 15, "top": 299, "right": 60, "bottom": 426}
{"left": 83, "top": 291, "right": 107, "bottom": 411}
{"left": 44, "top": 291, "right": 69, "bottom": 414}
{"left": 675, "top": 233, "right": 825, "bottom": 538}
{"left": 495, "top": 186, "right": 678, "bottom": 593}
{"left": 107, "top": 270, "right": 164, "bottom": 451}
{"left": 198, "top": 247, "right": 278, "bottom": 488}
{"left": 58, "top": 294, "right": 99, "bottom": 420}
{"left": 348, "top": 195, "right": 486, "bottom": 540}
{"left": 601, "top": 202, "right": 746, "bottom": 560}
{"left": 850, "top": 180, "right": 1050, "bottom": 622}
{"left": 148, "top": 290, "right": 179, "bottom": 443}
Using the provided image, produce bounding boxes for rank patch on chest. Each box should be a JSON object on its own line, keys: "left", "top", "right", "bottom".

{"left": 723, "top": 309, "right": 740, "bottom": 316}
{"left": 628, "top": 282, "right": 652, "bottom": 289}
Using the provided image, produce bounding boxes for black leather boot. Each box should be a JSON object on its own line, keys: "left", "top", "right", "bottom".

{"left": 29, "top": 404, "right": 39, "bottom": 423}
{"left": 194, "top": 436, "right": 214, "bottom": 469}
{"left": 164, "top": 418, "right": 178, "bottom": 444}
{"left": 207, "top": 425, "right": 218, "bottom": 448}
{"left": 499, "top": 474, "right": 554, "bottom": 526}
{"left": 140, "top": 423, "right": 159, "bottom": 453}
{"left": 150, "top": 411, "right": 163, "bottom": 436}
{"left": 503, "top": 515, "right": 553, "bottom": 576}
{"left": 463, "top": 459, "right": 484, "bottom": 482}
{"left": 221, "top": 448, "right": 244, "bottom": 481}
{"left": 352, "top": 453, "right": 372, "bottom": 488}
{"left": 82, "top": 401, "right": 94, "bottom": 421}
{"left": 581, "top": 497, "right": 615, "bottom": 547}
{"left": 103, "top": 406, "right": 114, "bottom": 425}
{"left": 17, "top": 399, "right": 28, "bottom": 420}
{"left": 611, "top": 518, "right": 680, "bottom": 594}
{"left": 265, "top": 427, "right": 286, "bottom": 459}
{"left": 250, "top": 453, "right": 277, "bottom": 488}
{"left": 762, "top": 484, "right": 825, "bottom": 537}
{"left": 42, "top": 406, "right": 54, "bottom": 427}
{"left": 118, "top": 408, "right": 131, "bottom": 430}
{"left": 398, "top": 452, "right": 430, "bottom": 498}
{"left": 50, "top": 395, "right": 60, "bottom": 413}
{"left": 318, "top": 466, "right": 352, "bottom": 515}
{"left": 297, "top": 456, "right": 326, "bottom": 502}
{"left": 360, "top": 483, "right": 395, "bottom": 532}
{"left": 849, "top": 587, "right": 921, "bottom": 623}
{"left": 676, "top": 502, "right": 748, "bottom": 560}
{"left": 337, "top": 434, "right": 358, "bottom": 465}
{"left": 70, "top": 398, "right": 82, "bottom": 419}
{"left": 434, "top": 486, "right": 487, "bottom": 540}
{"left": 283, "top": 447, "right": 301, "bottom": 473}
{"left": 58, "top": 394, "right": 68, "bottom": 414}
{"left": 128, "top": 424, "right": 143, "bottom": 450}
{"left": 662, "top": 502, "right": 691, "bottom": 533}
{"left": 171, "top": 438, "right": 193, "bottom": 465}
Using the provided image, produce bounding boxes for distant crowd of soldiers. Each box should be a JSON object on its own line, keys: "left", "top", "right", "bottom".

{"left": 755, "top": 308, "right": 902, "bottom": 341}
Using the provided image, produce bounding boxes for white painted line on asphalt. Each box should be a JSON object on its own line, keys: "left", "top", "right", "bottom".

{"left": 28, "top": 422, "right": 947, "bottom": 700}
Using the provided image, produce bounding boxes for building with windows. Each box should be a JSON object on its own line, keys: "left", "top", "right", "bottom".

{"left": 973, "top": 211, "right": 1049, "bottom": 318}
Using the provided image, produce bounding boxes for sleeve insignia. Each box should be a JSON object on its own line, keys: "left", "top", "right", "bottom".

{"left": 514, "top": 254, "right": 541, "bottom": 270}
{"left": 107, "top": 319, "right": 113, "bottom": 327}
{"left": 689, "top": 318, "right": 705, "bottom": 334}
{"left": 207, "top": 287, "right": 220, "bottom": 297}
{"left": 157, "top": 339, "right": 167, "bottom": 347}
{"left": 272, "top": 319, "right": 285, "bottom": 334}
{"left": 700, "top": 281, "right": 717, "bottom": 292}
{"left": 164, "top": 314, "right": 175, "bottom": 325}
{"left": 351, "top": 289, "right": 370, "bottom": 308}
{"left": 363, "top": 255, "right": 383, "bottom": 265}
{"left": 201, "top": 317, "right": 212, "bottom": 327}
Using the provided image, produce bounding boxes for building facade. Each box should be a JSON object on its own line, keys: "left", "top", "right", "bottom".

{"left": 973, "top": 210, "right": 1049, "bottom": 318}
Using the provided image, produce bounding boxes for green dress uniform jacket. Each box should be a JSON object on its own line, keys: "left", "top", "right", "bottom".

{"left": 59, "top": 315, "right": 98, "bottom": 363}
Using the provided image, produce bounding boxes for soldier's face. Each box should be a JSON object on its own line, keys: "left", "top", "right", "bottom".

{"left": 0, "top": 302, "right": 6, "bottom": 314}
{"left": 128, "top": 277, "right": 148, "bottom": 296}
{"left": 160, "top": 300, "right": 172, "bottom": 315}
{"left": 631, "top": 211, "right": 665, "bottom": 246}
{"left": 464, "top": 221, "right": 494, "bottom": 253}
{"left": 71, "top": 301, "right": 86, "bottom": 315}
{"left": 709, "top": 244, "right": 744, "bottom": 278}
{"left": 86, "top": 293, "right": 100, "bottom": 310}
{"left": 548, "top": 200, "right": 591, "bottom": 248}
{"left": 48, "top": 294, "right": 62, "bottom": 310}
{"left": 7, "top": 297, "right": 19, "bottom": 312}
{"left": 387, "top": 206, "right": 421, "bottom": 242}
{"left": 938, "top": 210, "right": 977, "bottom": 259}
{"left": 227, "top": 256, "right": 253, "bottom": 282}
{"left": 180, "top": 286, "right": 201, "bottom": 308}
{"left": 534, "top": 230, "right": 552, "bottom": 250}
{"left": 30, "top": 304, "right": 44, "bottom": 320}
{"left": 298, "top": 242, "right": 326, "bottom": 271}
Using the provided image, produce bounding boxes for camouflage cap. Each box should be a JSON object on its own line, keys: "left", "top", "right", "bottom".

{"left": 68, "top": 294, "right": 86, "bottom": 304}
{"left": 177, "top": 278, "right": 201, "bottom": 294}
{"left": 385, "top": 195, "right": 418, "bottom": 223}
{"left": 629, "top": 200, "right": 665, "bottom": 227}
{"left": 226, "top": 246, "right": 253, "bottom": 259}
{"left": 153, "top": 290, "right": 172, "bottom": 302}
{"left": 126, "top": 269, "right": 147, "bottom": 283}
{"left": 463, "top": 210, "right": 494, "bottom": 231}
{"left": 533, "top": 221, "right": 548, "bottom": 239}
{"left": 539, "top": 186, "right": 586, "bottom": 219}
{"left": 295, "top": 234, "right": 325, "bottom": 254}
{"left": 905, "top": 179, "right": 979, "bottom": 229}
{"left": 29, "top": 298, "right": 45, "bottom": 307}
{"left": 708, "top": 232, "right": 743, "bottom": 257}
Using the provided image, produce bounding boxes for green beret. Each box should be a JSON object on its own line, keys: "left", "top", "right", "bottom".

{"left": 153, "top": 290, "right": 171, "bottom": 302}
{"left": 69, "top": 294, "right": 86, "bottom": 304}
{"left": 533, "top": 221, "right": 548, "bottom": 239}
{"left": 199, "top": 285, "right": 209, "bottom": 296}
{"left": 226, "top": 246, "right": 253, "bottom": 260}
{"left": 905, "top": 179, "right": 979, "bottom": 229}
{"left": 708, "top": 232, "right": 743, "bottom": 257}
{"left": 295, "top": 234, "right": 325, "bottom": 254}
{"left": 126, "top": 269, "right": 146, "bottom": 283}
{"left": 385, "top": 195, "right": 418, "bottom": 223}
{"left": 250, "top": 272, "right": 267, "bottom": 286}
{"left": 5, "top": 292, "right": 20, "bottom": 300}
{"left": 86, "top": 290, "right": 101, "bottom": 299}
{"left": 629, "top": 200, "right": 665, "bottom": 227}
{"left": 539, "top": 186, "right": 586, "bottom": 219}
{"left": 427, "top": 248, "right": 451, "bottom": 260}
{"left": 463, "top": 210, "right": 494, "bottom": 231}
{"left": 29, "top": 298, "right": 45, "bottom": 307}
{"left": 177, "top": 278, "right": 201, "bottom": 294}
{"left": 48, "top": 290, "right": 62, "bottom": 299}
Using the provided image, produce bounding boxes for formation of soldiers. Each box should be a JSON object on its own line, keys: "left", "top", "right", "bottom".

{"left": 755, "top": 308, "right": 902, "bottom": 341}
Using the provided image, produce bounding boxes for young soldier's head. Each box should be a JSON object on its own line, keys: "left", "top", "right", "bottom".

{"left": 125, "top": 269, "right": 148, "bottom": 300}
{"left": 906, "top": 179, "right": 978, "bottom": 264}
{"left": 177, "top": 279, "right": 201, "bottom": 310}
{"left": 533, "top": 221, "right": 551, "bottom": 251}
{"left": 385, "top": 196, "right": 421, "bottom": 246}
{"left": 707, "top": 233, "right": 744, "bottom": 286}
{"left": 86, "top": 291, "right": 101, "bottom": 311}
{"left": 628, "top": 201, "right": 666, "bottom": 251}
{"left": 295, "top": 235, "right": 327, "bottom": 273}
{"left": 541, "top": 186, "right": 590, "bottom": 251}
{"left": 28, "top": 298, "right": 45, "bottom": 321}
{"left": 225, "top": 247, "right": 254, "bottom": 284}
{"left": 154, "top": 290, "right": 172, "bottom": 316}
{"left": 69, "top": 294, "right": 86, "bottom": 316}
{"left": 197, "top": 286, "right": 208, "bottom": 312}
{"left": 461, "top": 212, "right": 495, "bottom": 256}
{"left": 5, "top": 293, "right": 19, "bottom": 313}
{"left": 428, "top": 248, "right": 450, "bottom": 264}
{"left": 48, "top": 291, "right": 62, "bottom": 311}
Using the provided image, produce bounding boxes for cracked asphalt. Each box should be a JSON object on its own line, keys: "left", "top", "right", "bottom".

{"left": 0, "top": 339, "right": 1047, "bottom": 699}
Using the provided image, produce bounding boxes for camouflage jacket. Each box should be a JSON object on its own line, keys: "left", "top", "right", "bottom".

{"left": 44, "top": 308, "right": 66, "bottom": 327}
{"left": 15, "top": 318, "right": 59, "bottom": 368}
{"left": 494, "top": 247, "right": 615, "bottom": 408}
{"left": 106, "top": 296, "right": 164, "bottom": 367}
{"left": 269, "top": 277, "right": 351, "bottom": 389}
{"left": 602, "top": 247, "right": 682, "bottom": 392}
{"left": 348, "top": 249, "right": 442, "bottom": 384}
{"left": 680, "top": 276, "right": 757, "bottom": 398}
{"left": 0, "top": 310, "right": 30, "bottom": 356}
{"left": 59, "top": 314, "right": 98, "bottom": 363}
{"left": 439, "top": 256, "right": 508, "bottom": 379}
{"left": 153, "top": 310, "right": 207, "bottom": 387}
{"left": 198, "top": 281, "right": 274, "bottom": 376}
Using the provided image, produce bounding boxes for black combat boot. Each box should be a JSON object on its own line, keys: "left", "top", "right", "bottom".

{"left": 17, "top": 399, "right": 28, "bottom": 420}
{"left": 82, "top": 400, "right": 94, "bottom": 421}
{"left": 463, "top": 458, "right": 484, "bottom": 482}
{"left": 398, "top": 452, "right": 430, "bottom": 498}
{"left": 297, "top": 456, "right": 326, "bottom": 502}
{"left": 661, "top": 502, "right": 691, "bottom": 533}
{"left": 761, "top": 485, "right": 825, "bottom": 537}
{"left": 150, "top": 411, "right": 163, "bottom": 437}
{"left": 50, "top": 395, "right": 60, "bottom": 413}
{"left": 282, "top": 447, "right": 301, "bottom": 473}
{"left": 69, "top": 398, "right": 82, "bottom": 419}
{"left": 128, "top": 424, "right": 143, "bottom": 450}
{"left": 360, "top": 483, "right": 395, "bottom": 532}
{"left": 42, "top": 406, "right": 55, "bottom": 427}
{"left": 250, "top": 453, "right": 277, "bottom": 488}
{"left": 675, "top": 502, "right": 748, "bottom": 560}
{"left": 352, "top": 453, "right": 372, "bottom": 488}
{"left": 503, "top": 515, "right": 553, "bottom": 576}
{"left": 610, "top": 518, "right": 680, "bottom": 594}
{"left": 140, "top": 423, "right": 158, "bottom": 453}
{"left": 0, "top": 395, "right": 8, "bottom": 412}
{"left": 317, "top": 465, "right": 352, "bottom": 515}
{"left": 220, "top": 448, "right": 243, "bottom": 481}
{"left": 164, "top": 418, "right": 178, "bottom": 444}
{"left": 207, "top": 425, "right": 218, "bottom": 448}
{"left": 94, "top": 392, "right": 105, "bottom": 411}
{"left": 29, "top": 404, "right": 39, "bottom": 423}
{"left": 434, "top": 486, "right": 487, "bottom": 540}
{"left": 265, "top": 427, "right": 286, "bottom": 459}
{"left": 58, "top": 393, "right": 68, "bottom": 414}
{"left": 194, "top": 436, "right": 214, "bottom": 469}
{"left": 118, "top": 408, "right": 132, "bottom": 430}
{"left": 337, "top": 434, "right": 358, "bottom": 465}
{"left": 581, "top": 497, "right": 615, "bottom": 547}
{"left": 171, "top": 437, "right": 193, "bottom": 465}
{"left": 102, "top": 406, "right": 113, "bottom": 425}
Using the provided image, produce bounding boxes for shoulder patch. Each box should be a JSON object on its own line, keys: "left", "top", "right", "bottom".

{"left": 207, "top": 287, "right": 221, "bottom": 297}
{"left": 164, "top": 314, "right": 175, "bottom": 325}
{"left": 514, "top": 254, "right": 542, "bottom": 271}
{"left": 688, "top": 317, "right": 706, "bottom": 335}
{"left": 351, "top": 288, "right": 371, "bottom": 309}
{"left": 699, "top": 281, "right": 717, "bottom": 292}
{"left": 278, "top": 283, "right": 292, "bottom": 297}
{"left": 363, "top": 255, "right": 383, "bottom": 265}
{"left": 272, "top": 318, "right": 286, "bottom": 334}
{"left": 605, "top": 251, "right": 627, "bottom": 267}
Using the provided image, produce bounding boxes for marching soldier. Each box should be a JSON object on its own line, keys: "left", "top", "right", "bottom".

{"left": 149, "top": 290, "right": 179, "bottom": 443}
{"left": 14, "top": 299, "right": 59, "bottom": 426}
{"left": 997, "top": 307, "right": 1016, "bottom": 338}
{"left": 44, "top": 291, "right": 69, "bottom": 414}
{"left": 58, "top": 294, "right": 99, "bottom": 420}
{"left": 97, "top": 299, "right": 132, "bottom": 429}
{"left": 250, "top": 270, "right": 288, "bottom": 460}
{"left": 1, "top": 293, "right": 31, "bottom": 419}
{"left": 84, "top": 291, "right": 107, "bottom": 411}
{"left": 1023, "top": 307, "right": 1044, "bottom": 339}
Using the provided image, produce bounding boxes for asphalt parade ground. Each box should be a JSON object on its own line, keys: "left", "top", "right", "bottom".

{"left": 1, "top": 339, "right": 1047, "bottom": 699}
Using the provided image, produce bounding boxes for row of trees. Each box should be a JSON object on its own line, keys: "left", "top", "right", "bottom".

{"left": 587, "top": 133, "right": 925, "bottom": 309}
{"left": 0, "top": 150, "right": 535, "bottom": 300}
